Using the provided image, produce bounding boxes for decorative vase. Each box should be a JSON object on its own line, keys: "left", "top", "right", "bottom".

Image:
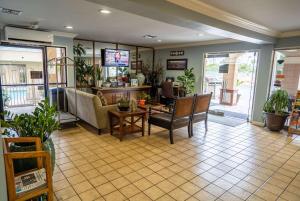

{"left": 96, "top": 80, "right": 103, "bottom": 87}
{"left": 11, "top": 137, "right": 55, "bottom": 174}
{"left": 136, "top": 73, "right": 145, "bottom": 86}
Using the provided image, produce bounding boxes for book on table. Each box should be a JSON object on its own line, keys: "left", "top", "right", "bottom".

{"left": 15, "top": 168, "right": 46, "bottom": 194}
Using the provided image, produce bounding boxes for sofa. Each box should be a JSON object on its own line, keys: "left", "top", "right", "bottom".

{"left": 65, "top": 88, "right": 117, "bottom": 133}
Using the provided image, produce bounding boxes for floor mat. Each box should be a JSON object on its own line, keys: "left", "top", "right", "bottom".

{"left": 208, "top": 114, "right": 247, "bottom": 127}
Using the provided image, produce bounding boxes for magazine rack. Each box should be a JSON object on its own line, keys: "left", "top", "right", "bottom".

{"left": 3, "top": 137, "right": 53, "bottom": 201}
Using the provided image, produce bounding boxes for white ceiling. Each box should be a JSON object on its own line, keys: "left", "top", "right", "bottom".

{"left": 0, "top": 0, "right": 225, "bottom": 46}
{"left": 198, "top": 0, "right": 300, "bottom": 32}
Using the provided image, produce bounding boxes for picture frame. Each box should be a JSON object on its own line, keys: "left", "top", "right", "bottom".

{"left": 166, "top": 59, "right": 188, "bottom": 70}
{"left": 131, "top": 61, "right": 143, "bottom": 70}
{"left": 131, "top": 78, "right": 138, "bottom": 87}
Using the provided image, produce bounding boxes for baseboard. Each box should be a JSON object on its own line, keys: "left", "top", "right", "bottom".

{"left": 251, "top": 121, "right": 265, "bottom": 127}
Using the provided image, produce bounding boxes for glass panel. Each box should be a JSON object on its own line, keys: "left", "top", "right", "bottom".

{"left": 203, "top": 51, "right": 258, "bottom": 120}
{"left": 0, "top": 45, "right": 45, "bottom": 115}
{"left": 47, "top": 47, "right": 66, "bottom": 84}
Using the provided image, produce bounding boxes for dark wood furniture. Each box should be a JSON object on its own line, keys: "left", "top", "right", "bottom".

{"left": 108, "top": 109, "right": 147, "bottom": 141}
{"left": 190, "top": 93, "right": 212, "bottom": 137}
{"left": 92, "top": 86, "right": 151, "bottom": 105}
{"left": 148, "top": 96, "right": 195, "bottom": 144}
{"left": 3, "top": 137, "right": 53, "bottom": 201}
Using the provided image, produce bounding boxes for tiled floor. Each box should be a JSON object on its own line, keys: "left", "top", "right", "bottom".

{"left": 52, "top": 121, "right": 300, "bottom": 201}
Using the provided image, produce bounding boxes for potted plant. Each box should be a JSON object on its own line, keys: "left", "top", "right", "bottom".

{"left": 73, "top": 43, "right": 94, "bottom": 87}
{"left": 95, "top": 66, "right": 103, "bottom": 87}
{"left": 177, "top": 67, "right": 196, "bottom": 96}
{"left": 1, "top": 98, "right": 59, "bottom": 172}
{"left": 117, "top": 97, "right": 130, "bottom": 111}
{"left": 137, "top": 92, "right": 150, "bottom": 106}
{"left": 263, "top": 89, "right": 289, "bottom": 131}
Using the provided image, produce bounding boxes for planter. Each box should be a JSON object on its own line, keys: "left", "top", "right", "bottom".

{"left": 96, "top": 80, "right": 103, "bottom": 87}
{"left": 138, "top": 99, "right": 146, "bottom": 106}
{"left": 264, "top": 112, "right": 289, "bottom": 131}
{"left": 11, "top": 137, "right": 55, "bottom": 174}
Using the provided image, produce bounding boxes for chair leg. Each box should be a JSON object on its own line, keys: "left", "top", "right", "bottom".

{"left": 205, "top": 118, "right": 208, "bottom": 132}
{"left": 98, "top": 129, "right": 101, "bottom": 135}
{"left": 169, "top": 129, "right": 174, "bottom": 144}
{"left": 148, "top": 123, "right": 151, "bottom": 136}
{"left": 188, "top": 122, "right": 191, "bottom": 138}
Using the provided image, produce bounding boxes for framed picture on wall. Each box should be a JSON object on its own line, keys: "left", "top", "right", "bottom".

{"left": 131, "top": 61, "right": 143, "bottom": 70}
{"left": 167, "top": 59, "right": 188, "bottom": 70}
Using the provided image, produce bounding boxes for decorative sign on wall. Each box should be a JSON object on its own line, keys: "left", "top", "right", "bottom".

{"left": 170, "top": 50, "right": 184, "bottom": 56}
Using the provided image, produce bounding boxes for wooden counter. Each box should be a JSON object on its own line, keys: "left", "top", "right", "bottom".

{"left": 92, "top": 86, "right": 151, "bottom": 105}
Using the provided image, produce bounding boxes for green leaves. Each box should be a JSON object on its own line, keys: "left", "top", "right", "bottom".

{"left": 177, "top": 68, "right": 196, "bottom": 95}
{"left": 263, "top": 89, "right": 289, "bottom": 115}
{"left": 0, "top": 98, "right": 60, "bottom": 141}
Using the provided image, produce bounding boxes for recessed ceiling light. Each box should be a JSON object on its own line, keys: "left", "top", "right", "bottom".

{"left": 197, "top": 33, "right": 204, "bottom": 37}
{"left": 64, "top": 25, "right": 73, "bottom": 29}
{"left": 99, "top": 9, "right": 111, "bottom": 14}
{"left": 143, "top": 34, "right": 157, "bottom": 39}
{"left": 157, "top": 39, "right": 162, "bottom": 42}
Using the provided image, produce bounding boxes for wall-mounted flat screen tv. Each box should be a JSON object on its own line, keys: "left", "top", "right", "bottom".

{"left": 102, "top": 49, "right": 129, "bottom": 67}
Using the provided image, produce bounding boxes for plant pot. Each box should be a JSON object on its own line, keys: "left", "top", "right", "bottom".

{"left": 96, "top": 80, "right": 103, "bottom": 87}
{"left": 264, "top": 112, "right": 289, "bottom": 131}
{"left": 10, "top": 137, "right": 55, "bottom": 174}
{"left": 118, "top": 106, "right": 130, "bottom": 111}
{"left": 139, "top": 99, "right": 146, "bottom": 106}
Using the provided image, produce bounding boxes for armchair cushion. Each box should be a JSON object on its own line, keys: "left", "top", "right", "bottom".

{"left": 148, "top": 113, "right": 189, "bottom": 130}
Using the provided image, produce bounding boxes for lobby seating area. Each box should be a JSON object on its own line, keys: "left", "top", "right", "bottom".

{"left": 1, "top": 0, "right": 300, "bottom": 201}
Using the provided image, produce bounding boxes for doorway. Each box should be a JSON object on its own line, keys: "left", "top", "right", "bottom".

{"left": 0, "top": 44, "right": 66, "bottom": 116}
{"left": 203, "top": 51, "right": 258, "bottom": 122}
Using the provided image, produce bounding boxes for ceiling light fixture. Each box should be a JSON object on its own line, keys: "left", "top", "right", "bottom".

{"left": 197, "top": 33, "right": 204, "bottom": 37}
{"left": 157, "top": 39, "right": 162, "bottom": 42}
{"left": 143, "top": 34, "right": 157, "bottom": 39}
{"left": 99, "top": 9, "right": 111, "bottom": 14}
{"left": 64, "top": 25, "right": 73, "bottom": 29}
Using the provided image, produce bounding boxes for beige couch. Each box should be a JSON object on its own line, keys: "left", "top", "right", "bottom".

{"left": 65, "top": 88, "right": 117, "bottom": 133}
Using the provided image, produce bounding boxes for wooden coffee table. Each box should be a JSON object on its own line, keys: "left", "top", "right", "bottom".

{"left": 108, "top": 109, "right": 147, "bottom": 141}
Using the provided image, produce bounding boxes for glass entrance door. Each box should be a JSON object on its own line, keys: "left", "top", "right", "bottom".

{"left": 203, "top": 51, "right": 258, "bottom": 121}
{"left": 0, "top": 45, "right": 46, "bottom": 115}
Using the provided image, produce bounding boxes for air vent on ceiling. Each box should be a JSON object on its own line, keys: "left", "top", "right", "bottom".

{"left": 0, "top": 7, "right": 22, "bottom": 16}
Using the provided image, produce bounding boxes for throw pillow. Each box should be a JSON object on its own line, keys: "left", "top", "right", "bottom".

{"left": 97, "top": 91, "right": 108, "bottom": 106}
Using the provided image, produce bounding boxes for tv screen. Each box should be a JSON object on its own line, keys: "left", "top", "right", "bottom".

{"left": 102, "top": 49, "right": 129, "bottom": 67}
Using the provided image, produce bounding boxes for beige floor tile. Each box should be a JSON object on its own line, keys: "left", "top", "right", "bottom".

{"left": 144, "top": 186, "right": 165, "bottom": 200}
{"left": 67, "top": 174, "right": 86, "bottom": 185}
{"left": 96, "top": 182, "right": 117, "bottom": 196}
{"left": 169, "top": 188, "right": 191, "bottom": 201}
{"left": 54, "top": 179, "right": 71, "bottom": 192}
{"left": 72, "top": 181, "right": 93, "bottom": 194}
{"left": 146, "top": 173, "right": 165, "bottom": 184}
{"left": 89, "top": 175, "right": 109, "bottom": 187}
{"left": 55, "top": 186, "right": 77, "bottom": 200}
{"left": 156, "top": 194, "right": 176, "bottom": 201}
{"left": 204, "top": 183, "right": 226, "bottom": 197}
{"left": 167, "top": 174, "right": 187, "bottom": 186}
{"left": 157, "top": 179, "right": 177, "bottom": 193}
{"left": 119, "top": 184, "right": 141, "bottom": 198}
{"left": 129, "top": 192, "right": 152, "bottom": 201}
{"left": 111, "top": 176, "right": 131, "bottom": 189}
{"left": 133, "top": 178, "right": 153, "bottom": 191}
{"left": 104, "top": 190, "right": 126, "bottom": 201}
{"left": 180, "top": 182, "right": 201, "bottom": 195}
{"left": 79, "top": 188, "right": 101, "bottom": 201}
{"left": 194, "top": 190, "right": 217, "bottom": 201}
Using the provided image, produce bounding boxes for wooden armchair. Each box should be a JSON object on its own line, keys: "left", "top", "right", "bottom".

{"left": 3, "top": 137, "right": 53, "bottom": 201}
{"left": 148, "top": 96, "right": 195, "bottom": 144}
{"left": 190, "top": 93, "right": 212, "bottom": 136}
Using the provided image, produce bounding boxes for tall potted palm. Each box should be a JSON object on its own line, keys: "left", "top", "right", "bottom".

{"left": 177, "top": 68, "right": 196, "bottom": 96}
{"left": 1, "top": 99, "right": 59, "bottom": 172}
{"left": 263, "top": 89, "right": 289, "bottom": 131}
